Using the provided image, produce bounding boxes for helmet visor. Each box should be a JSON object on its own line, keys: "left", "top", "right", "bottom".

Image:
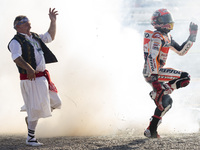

{"left": 157, "top": 14, "right": 174, "bottom": 24}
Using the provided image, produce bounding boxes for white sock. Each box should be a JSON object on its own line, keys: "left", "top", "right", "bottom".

{"left": 28, "top": 120, "right": 38, "bottom": 130}
{"left": 28, "top": 129, "right": 35, "bottom": 140}
{"left": 27, "top": 120, "right": 38, "bottom": 140}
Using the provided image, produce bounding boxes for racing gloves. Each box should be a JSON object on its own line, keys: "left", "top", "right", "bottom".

{"left": 189, "top": 22, "right": 198, "bottom": 42}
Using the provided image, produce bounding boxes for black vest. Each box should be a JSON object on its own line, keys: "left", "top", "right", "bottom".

{"left": 8, "top": 32, "right": 58, "bottom": 74}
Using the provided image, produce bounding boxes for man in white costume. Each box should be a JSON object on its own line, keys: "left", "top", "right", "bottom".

{"left": 8, "top": 8, "right": 61, "bottom": 146}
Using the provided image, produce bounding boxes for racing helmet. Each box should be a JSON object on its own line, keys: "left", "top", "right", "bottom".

{"left": 151, "top": 8, "right": 174, "bottom": 33}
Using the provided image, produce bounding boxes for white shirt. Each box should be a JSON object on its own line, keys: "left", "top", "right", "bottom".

{"left": 9, "top": 32, "right": 52, "bottom": 72}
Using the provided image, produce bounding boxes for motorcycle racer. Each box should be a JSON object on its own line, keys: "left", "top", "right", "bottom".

{"left": 143, "top": 8, "right": 198, "bottom": 138}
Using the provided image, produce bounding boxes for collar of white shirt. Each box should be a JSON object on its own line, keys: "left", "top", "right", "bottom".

{"left": 18, "top": 32, "right": 33, "bottom": 39}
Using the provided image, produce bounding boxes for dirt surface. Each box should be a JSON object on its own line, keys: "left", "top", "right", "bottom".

{"left": 1, "top": 133, "right": 200, "bottom": 150}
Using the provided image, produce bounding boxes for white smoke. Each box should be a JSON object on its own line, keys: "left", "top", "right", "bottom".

{"left": 1, "top": 0, "right": 200, "bottom": 137}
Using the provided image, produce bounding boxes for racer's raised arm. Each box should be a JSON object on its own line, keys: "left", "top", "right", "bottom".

{"left": 170, "top": 22, "right": 198, "bottom": 56}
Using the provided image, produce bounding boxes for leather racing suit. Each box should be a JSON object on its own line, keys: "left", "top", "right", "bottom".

{"left": 143, "top": 30, "right": 193, "bottom": 117}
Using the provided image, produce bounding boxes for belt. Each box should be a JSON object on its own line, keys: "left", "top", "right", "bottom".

{"left": 20, "top": 70, "right": 58, "bottom": 93}
{"left": 20, "top": 71, "right": 45, "bottom": 80}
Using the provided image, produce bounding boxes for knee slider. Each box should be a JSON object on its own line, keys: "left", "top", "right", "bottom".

{"left": 180, "top": 80, "right": 190, "bottom": 87}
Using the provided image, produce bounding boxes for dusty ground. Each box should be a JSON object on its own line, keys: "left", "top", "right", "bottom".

{"left": 1, "top": 132, "right": 200, "bottom": 150}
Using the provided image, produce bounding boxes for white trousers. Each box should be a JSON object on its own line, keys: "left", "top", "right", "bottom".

{"left": 20, "top": 76, "right": 61, "bottom": 121}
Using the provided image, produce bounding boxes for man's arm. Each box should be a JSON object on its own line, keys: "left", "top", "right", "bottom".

{"left": 48, "top": 8, "right": 58, "bottom": 40}
{"left": 170, "top": 22, "right": 198, "bottom": 56}
{"left": 170, "top": 38, "right": 193, "bottom": 56}
{"left": 14, "top": 56, "right": 36, "bottom": 80}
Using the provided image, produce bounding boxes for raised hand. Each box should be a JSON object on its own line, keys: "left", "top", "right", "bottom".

{"left": 49, "top": 8, "right": 58, "bottom": 22}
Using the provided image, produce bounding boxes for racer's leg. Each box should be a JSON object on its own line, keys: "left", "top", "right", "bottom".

{"left": 144, "top": 115, "right": 161, "bottom": 138}
{"left": 152, "top": 69, "right": 190, "bottom": 109}
{"left": 145, "top": 68, "right": 187, "bottom": 138}
{"left": 167, "top": 72, "right": 190, "bottom": 89}
{"left": 158, "top": 68, "right": 190, "bottom": 90}
{"left": 154, "top": 94, "right": 173, "bottom": 117}
{"left": 145, "top": 94, "right": 172, "bottom": 138}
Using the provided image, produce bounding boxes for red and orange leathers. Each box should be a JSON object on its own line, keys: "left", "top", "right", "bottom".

{"left": 143, "top": 30, "right": 193, "bottom": 84}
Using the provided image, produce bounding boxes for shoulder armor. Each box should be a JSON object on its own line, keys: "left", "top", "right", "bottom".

{"left": 144, "top": 30, "right": 153, "bottom": 38}
{"left": 152, "top": 32, "right": 164, "bottom": 40}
